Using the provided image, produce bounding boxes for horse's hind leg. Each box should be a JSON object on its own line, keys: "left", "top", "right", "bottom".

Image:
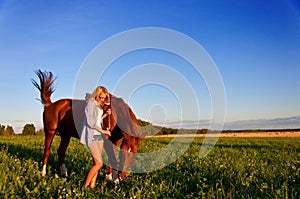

{"left": 42, "top": 130, "right": 55, "bottom": 176}
{"left": 57, "top": 135, "right": 71, "bottom": 177}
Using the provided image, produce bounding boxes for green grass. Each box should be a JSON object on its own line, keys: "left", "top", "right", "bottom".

{"left": 0, "top": 135, "right": 299, "bottom": 198}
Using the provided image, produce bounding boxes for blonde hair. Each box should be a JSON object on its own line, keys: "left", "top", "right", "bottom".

{"left": 92, "top": 86, "right": 110, "bottom": 104}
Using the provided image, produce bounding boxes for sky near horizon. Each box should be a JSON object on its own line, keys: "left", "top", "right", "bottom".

{"left": 0, "top": 0, "right": 299, "bottom": 133}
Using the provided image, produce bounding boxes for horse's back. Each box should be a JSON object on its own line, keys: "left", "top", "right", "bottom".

{"left": 44, "top": 98, "right": 85, "bottom": 139}
{"left": 43, "top": 99, "right": 72, "bottom": 130}
{"left": 70, "top": 99, "right": 86, "bottom": 138}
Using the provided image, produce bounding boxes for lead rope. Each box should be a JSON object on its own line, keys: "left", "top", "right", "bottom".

{"left": 108, "top": 111, "right": 111, "bottom": 131}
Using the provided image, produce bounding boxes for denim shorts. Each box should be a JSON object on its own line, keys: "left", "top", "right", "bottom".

{"left": 92, "top": 134, "right": 103, "bottom": 142}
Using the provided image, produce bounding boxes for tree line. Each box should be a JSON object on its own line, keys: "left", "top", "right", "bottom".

{"left": 2, "top": 121, "right": 299, "bottom": 136}
{"left": 0, "top": 124, "right": 43, "bottom": 135}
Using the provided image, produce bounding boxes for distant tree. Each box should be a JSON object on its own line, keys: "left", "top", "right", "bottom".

{"left": 138, "top": 119, "right": 151, "bottom": 126}
{"left": 197, "top": 129, "right": 208, "bottom": 134}
{"left": 22, "top": 124, "right": 36, "bottom": 135}
{"left": 0, "top": 124, "right": 5, "bottom": 135}
{"left": 159, "top": 127, "right": 177, "bottom": 135}
{"left": 0, "top": 125, "right": 15, "bottom": 135}
{"left": 5, "top": 125, "right": 14, "bottom": 135}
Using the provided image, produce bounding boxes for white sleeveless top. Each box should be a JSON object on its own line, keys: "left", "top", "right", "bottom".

{"left": 93, "top": 108, "right": 103, "bottom": 136}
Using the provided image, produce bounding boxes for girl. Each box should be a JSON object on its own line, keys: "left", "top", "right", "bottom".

{"left": 80, "top": 86, "right": 111, "bottom": 189}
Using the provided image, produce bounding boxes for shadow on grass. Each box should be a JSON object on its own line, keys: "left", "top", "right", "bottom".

{"left": 0, "top": 142, "right": 60, "bottom": 175}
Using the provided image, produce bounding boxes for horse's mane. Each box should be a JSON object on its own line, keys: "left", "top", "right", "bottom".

{"left": 110, "top": 95, "right": 139, "bottom": 137}
{"left": 110, "top": 95, "right": 126, "bottom": 106}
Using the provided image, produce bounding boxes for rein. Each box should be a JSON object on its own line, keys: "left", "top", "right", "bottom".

{"left": 108, "top": 113, "right": 111, "bottom": 131}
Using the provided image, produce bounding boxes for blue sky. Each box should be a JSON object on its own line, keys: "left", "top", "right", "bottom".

{"left": 0, "top": 0, "right": 299, "bottom": 132}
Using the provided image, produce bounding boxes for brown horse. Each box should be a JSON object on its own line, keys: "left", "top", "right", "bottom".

{"left": 32, "top": 70, "right": 143, "bottom": 182}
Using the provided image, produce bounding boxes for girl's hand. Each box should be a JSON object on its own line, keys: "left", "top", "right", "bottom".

{"left": 103, "top": 129, "right": 111, "bottom": 137}
{"left": 106, "top": 109, "right": 112, "bottom": 115}
{"left": 102, "top": 109, "right": 111, "bottom": 119}
{"left": 102, "top": 108, "right": 112, "bottom": 119}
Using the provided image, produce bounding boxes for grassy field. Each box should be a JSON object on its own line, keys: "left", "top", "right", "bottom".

{"left": 0, "top": 135, "right": 299, "bottom": 198}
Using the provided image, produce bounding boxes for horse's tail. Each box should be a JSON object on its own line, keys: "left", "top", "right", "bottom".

{"left": 31, "top": 70, "right": 56, "bottom": 107}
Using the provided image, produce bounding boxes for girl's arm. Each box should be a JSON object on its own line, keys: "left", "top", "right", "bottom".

{"left": 94, "top": 126, "right": 111, "bottom": 136}
{"left": 102, "top": 108, "right": 111, "bottom": 119}
{"left": 85, "top": 101, "right": 98, "bottom": 129}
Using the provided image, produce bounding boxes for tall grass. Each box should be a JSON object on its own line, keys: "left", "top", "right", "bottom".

{"left": 0, "top": 135, "right": 299, "bottom": 198}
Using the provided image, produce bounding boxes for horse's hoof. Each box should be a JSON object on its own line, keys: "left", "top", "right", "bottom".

{"left": 113, "top": 178, "right": 120, "bottom": 185}
{"left": 60, "top": 164, "right": 68, "bottom": 177}
{"left": 41, "top": 165, "right": 47, "bottom": 176}
{"left": 119, "top": 176, "right": 125, "bottom": 182}
{"left": 105, "top": 173, "right": 113, "bottom": 181}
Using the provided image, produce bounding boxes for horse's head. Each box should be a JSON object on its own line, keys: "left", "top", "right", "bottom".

{"left": 102, "top": 102, "right": 117, "bottom": 132}
{"left": 102, "top": 103, "right": 111, "bottom": 112}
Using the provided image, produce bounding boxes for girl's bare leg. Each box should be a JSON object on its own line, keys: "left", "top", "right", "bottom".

{"left": 90, "top": 172, "right": 98, "bottom": 188}
{"left": 83, "top": 142, "right": 103, "bottom": 189}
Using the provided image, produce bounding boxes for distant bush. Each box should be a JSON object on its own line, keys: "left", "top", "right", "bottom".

{"left": 36, "top": 128, "right": 44, "bottom": 135}
{"left": 197, "top": 128, "right": 208, "bottom": 134}
{"left": 5, "top": 126, "right": 14, "bottom": 135}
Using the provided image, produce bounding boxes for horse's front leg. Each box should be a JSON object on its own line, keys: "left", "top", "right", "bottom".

{"left": 42, "top": 130, "right": 55, "bottom": 176}
{"left": 118, "top": 138, "right": 137, "bottom": 181}
{"left": 57, "top": 135, "right": 71, "bottom": 177}
{"left": 103, "top": 136, "right": 121, "bottom": 182}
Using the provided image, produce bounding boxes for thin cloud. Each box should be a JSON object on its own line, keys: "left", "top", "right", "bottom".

{"left": 224, "top": 116, "right": 300, "bottom": 130}
{"left": 155, "top": 119, "right": 210, "bottom": 129}
{"left": 155, "top": 116, "right": 300, "bottom": 130}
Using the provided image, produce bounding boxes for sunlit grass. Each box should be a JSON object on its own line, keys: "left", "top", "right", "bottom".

{"left": 0, "top": 135, "right": 299, "bottom": 198}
